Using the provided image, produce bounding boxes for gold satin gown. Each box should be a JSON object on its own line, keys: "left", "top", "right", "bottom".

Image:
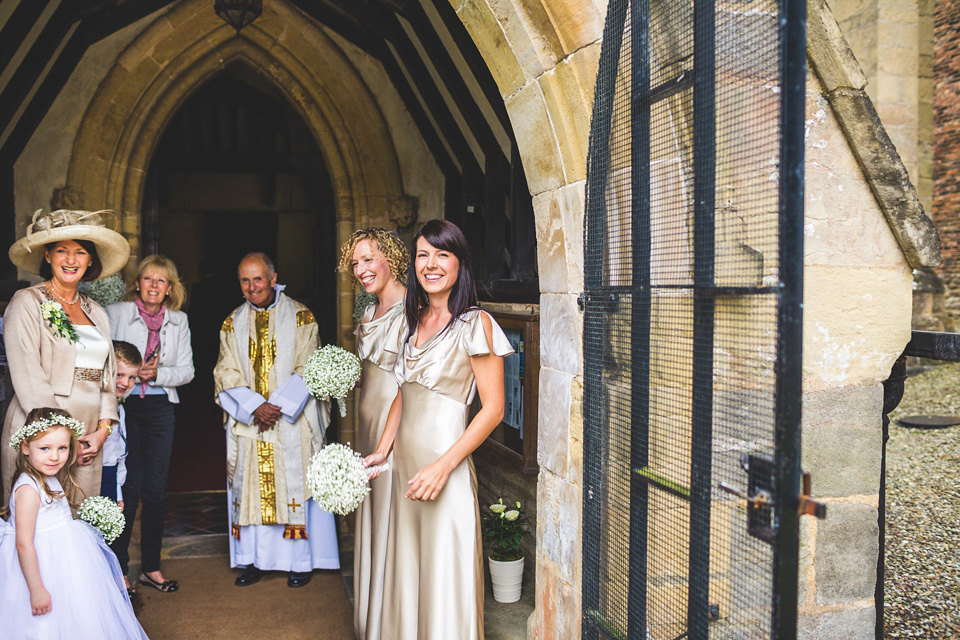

{"left": 382, "top": 309, "right": 514, "bottom": 640}
{"left": 354, "top": 301, "right": 406, "bottom": 640}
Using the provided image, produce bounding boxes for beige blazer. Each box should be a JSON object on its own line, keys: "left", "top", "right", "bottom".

{"left": 4, "top": 282, "right": 119, "bottom": 425}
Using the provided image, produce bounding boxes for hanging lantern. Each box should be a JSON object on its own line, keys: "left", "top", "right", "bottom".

{"left": 214, "top": 0, "right": 262, "bottom": 34}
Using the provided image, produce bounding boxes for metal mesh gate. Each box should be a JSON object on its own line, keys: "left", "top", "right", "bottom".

{"left": 582, "top": 0, "right": 806, "bottom": 637}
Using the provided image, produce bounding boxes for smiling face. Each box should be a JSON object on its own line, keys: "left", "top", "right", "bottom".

{"left": 21, "top": 426, "right": 73, "bottom": 477}
{"left": 352, "top": 239, "right": 396, "bottom": 297}
{"left": 238, "top": 257, "right": 278, "bottom": 309}
{"left": 44, "top": 240, "right": 92, "bottom": 288}
{"left": 415, "top": 236, "right": 460, "bottom": 299}
{"left": 115, "top": 360, "right": 139, "bottom": 398}
{"left": 137, "top": 267, "right": 172, "bottom": 311}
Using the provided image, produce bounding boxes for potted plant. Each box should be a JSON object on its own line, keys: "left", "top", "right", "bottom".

{"left": 482, "top": 498, "right": 529, "bottom": 603}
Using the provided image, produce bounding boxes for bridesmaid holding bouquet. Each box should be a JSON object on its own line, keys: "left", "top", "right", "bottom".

{"left": 366, "top": 219, "right": 513, "bottom": 640}
{"left": 338, "top": 228, "right": 408, "bottom": 640}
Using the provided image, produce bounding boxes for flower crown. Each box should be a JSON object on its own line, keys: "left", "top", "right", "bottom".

{"left": 8, "top": 414, "right": 85, "bottom": 450}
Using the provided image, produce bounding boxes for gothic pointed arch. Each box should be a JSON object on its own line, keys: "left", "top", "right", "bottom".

{"left": 66, "top": 0, "right": 404, "bottom": 273}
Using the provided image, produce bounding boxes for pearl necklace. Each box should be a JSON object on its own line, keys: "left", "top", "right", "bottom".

{"left": 46, "top": 281, "right": 80, "bottom": 306}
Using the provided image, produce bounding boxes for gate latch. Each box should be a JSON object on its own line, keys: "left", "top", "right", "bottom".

{"left": 718, "top": 454, "right": 776, "bottom": 543}
{"left": 719, "top": 455, "right": 827, "bottom": 544}
{"left": 798, "top": 472, "right": 827, "bottom": 520}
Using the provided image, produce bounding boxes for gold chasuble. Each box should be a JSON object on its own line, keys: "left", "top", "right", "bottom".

{"left": 252, "top": 310, "right": 278, "bottom": 525}
{"left": 214, "top": 293, "right": 325, "bottom": 541}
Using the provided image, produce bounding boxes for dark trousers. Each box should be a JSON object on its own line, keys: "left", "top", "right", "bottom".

{"left": 110, "top": 395, "right": 176, "bottom": 574}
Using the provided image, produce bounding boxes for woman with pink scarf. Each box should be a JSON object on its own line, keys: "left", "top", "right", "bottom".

{"left": 107, "top": 255, "right": 194, "bottom": 594}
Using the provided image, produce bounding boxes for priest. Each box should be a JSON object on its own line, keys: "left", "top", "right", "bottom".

{"left": 214, "top": 252, "right": 339, "bottom": 587}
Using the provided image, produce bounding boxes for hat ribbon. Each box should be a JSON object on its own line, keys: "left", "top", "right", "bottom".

{"left": 23, "top": 209, "right": 117, "bottom": 253}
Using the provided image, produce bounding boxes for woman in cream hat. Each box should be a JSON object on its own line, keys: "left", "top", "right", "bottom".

{"left": 2, "top": 209, "right": 131, "bottom": 507}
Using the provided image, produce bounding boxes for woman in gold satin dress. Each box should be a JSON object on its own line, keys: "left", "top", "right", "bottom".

{"left": 338, "top": 228, "right": 408, "bottom": 640}
{"left": 366, "top": 219, "right": 513, "bottom": 640}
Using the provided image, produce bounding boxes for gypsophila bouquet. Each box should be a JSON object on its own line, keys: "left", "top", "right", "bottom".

{"left": 40, "top": 299, "right": 77, "bottom": 343}
{"left": 79, "top": 273, "right": 125, "bottom": 307}
{"left": 302, "top": 345, "right": 362, "bottom": 417}
{"left": 78, "top": 496, "right": 125, "bottom": 543}
{"left": 306, "top": 442, "right": 382, "bottom": 516}
{"left": 482, "top": 498, "right": 529, "bottom": 561}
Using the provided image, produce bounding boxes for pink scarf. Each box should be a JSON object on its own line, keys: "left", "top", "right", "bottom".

{"left": 134, "top": 297, "right": 165, "bottom": 397}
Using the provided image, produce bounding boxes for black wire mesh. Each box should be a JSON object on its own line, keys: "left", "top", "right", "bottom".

{"left": 582, "top": 0, "right": 797, "bottom": 637}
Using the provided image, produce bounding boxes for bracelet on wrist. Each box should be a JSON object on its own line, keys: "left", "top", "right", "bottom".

{"left": 98, "top": 422, "right": 113, "bottom": 437}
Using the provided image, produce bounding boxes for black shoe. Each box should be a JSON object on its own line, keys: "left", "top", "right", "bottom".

{"left": 287, "top": 571, "right": 311, "bottom": 588}
{"left": 234, "top": 565, "right": 263, "bottom": 587}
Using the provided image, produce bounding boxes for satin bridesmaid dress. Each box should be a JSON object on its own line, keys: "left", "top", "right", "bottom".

{"left": 381, "top": 309, "right": 513, "bottom": 640}
{"left": 354, "top": 300, "right": 406, "bottom": 640}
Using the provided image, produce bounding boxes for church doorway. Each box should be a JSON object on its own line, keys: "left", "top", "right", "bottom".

{"left": 142, "top": 64, "right": 337, "bottom": 492}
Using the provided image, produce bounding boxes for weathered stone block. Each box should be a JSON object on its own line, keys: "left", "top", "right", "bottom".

{"left": 539, "top": 293, "right": 582, "bottom": 375}
{"left": 801, "top": 385, "right": 882, "bottom": 497}
{"left": 798, "top": 517, "right": 814, "bottom": 605}
{"left": 506, "top": 81, "right": 565, "bottom": 195}
{"left": 814, "top": 502, "right": 878, "bottom": 605}
{"left": 458, "top": 0, "right": 527, "bottom": 97}
{"left": 535, "top": 555, "right": 581, "bottom": 639}
{"left": 798, "top": 606, "right": 875, "bottom": 640}
{"left": 540, "top": 0, "right": 605, "bottom": 55}
{"left": 486, "top": 0, "right": 562, "bottom": 80}
{"left": 532, "top": 180, "right": 585, "bottom": 294}
{"left": 538, "top": 42, "right": 600, "bottom": 183}
{"left": 538, "top": 367, "right": 573, "bottom": 479}
{"left": 808, "top": 0, "right": 868, "bottom": 92}
{"left": 537, "top": 470, "right": 581, "bottom": 585}
{"left": 803, "top": 265, "right": 912, "bottom": 389}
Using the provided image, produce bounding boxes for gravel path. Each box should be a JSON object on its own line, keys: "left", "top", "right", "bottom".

{"left": 884, "top": 363, "right": 960, "bottom": 638}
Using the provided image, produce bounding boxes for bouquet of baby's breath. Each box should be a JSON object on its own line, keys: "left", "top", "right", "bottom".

{"left": 302, "top": 345, "right": 362, "bottom": 417}
{"left": 79, "top": 273, "right": 126, "bottom": 307}
{"left": 306, "top": 443, "right": 383, "bottom": 516}
{"left": 78, "top": 496, "right": 125, "bottom": 543}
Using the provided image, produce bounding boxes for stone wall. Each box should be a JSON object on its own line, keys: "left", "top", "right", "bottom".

{"left": 932, "top": 0, "right": 960, "bottom": 322}
{"left": 450, "top": 0, "right": 936, "bottom": 637}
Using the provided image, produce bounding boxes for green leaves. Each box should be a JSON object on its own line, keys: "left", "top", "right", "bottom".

{"left": 482, "top": 497, "right": 530, "bottom": 562}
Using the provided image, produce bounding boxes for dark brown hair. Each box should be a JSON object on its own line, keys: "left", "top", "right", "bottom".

{"left": 40, "top": 240, "right": 102, "bottom": 282}
{"left": 405, "top": 219, "right": 479, "bottom": 339}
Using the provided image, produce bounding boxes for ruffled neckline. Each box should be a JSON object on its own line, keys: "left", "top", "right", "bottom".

{"left": 357, "top": 300, "right": 404, "bottom": 333}
{"left": 406, "top": 309, "right": 480, "bottom": 360}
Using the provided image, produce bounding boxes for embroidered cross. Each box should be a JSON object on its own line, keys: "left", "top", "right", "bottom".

{"left": 288, "top": 499, "right": 302, "bottom": 513}
{"left": 233, "top": 497, "right": 241, "bottom": 511}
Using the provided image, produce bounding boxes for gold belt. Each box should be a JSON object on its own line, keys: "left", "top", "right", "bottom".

{"left": 73, "top": 367, "right": 102, "bottom": 382}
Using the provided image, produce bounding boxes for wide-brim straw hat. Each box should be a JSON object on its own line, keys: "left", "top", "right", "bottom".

{"left": 9, "top": 209, "right": 130, "bottom": 278}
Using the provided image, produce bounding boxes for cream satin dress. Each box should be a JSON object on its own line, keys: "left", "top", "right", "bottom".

{"left": 354, "top": 301, "right": 407, "bottom": 640}
{"left": 381, "top": 309, "right": 513, "bottom": 640}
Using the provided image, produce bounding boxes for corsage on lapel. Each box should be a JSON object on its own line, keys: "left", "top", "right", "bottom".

{"left": 40, "top": 299, "right": 78, "bottom": 343}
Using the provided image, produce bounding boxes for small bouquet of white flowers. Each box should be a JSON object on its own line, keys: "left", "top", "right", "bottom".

{"left": 77, "top": 496, "right": 125, "bottom": 543}
{"left": 306, "top": 442, "right": 387, "bottom": 516}
{"left": 302, "top": 345, "right": 362, "bottom": 417}
{"left": 79, "top": 273, "right": 126, "bottom": 307}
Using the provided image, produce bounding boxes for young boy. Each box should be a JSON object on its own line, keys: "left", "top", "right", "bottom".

{"left": 103, "top": 340, "right": 141, "bottom": 594}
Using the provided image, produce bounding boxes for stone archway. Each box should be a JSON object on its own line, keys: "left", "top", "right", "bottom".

{"left": 66, "top": 0, "right": 406, "bottom": 345}
{"left": 444, "top": 3, "right": 607, "bottom": 637}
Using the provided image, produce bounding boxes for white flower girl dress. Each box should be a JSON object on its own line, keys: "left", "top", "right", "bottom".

{"left": 0, "top": 474, "right": 148, "bottom": 639}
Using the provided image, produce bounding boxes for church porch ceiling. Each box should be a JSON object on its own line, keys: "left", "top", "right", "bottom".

{"left": 0, "top": 0, "right": 515, "bottom": 184}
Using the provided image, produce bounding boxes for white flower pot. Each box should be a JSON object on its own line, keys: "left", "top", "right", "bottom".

{"left": 488, "top": 556, "right": 524, "bottom": 603}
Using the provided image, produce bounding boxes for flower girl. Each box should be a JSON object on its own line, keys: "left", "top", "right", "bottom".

{"left": 0, "top": 407, "right": 148, "bottom": 639}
